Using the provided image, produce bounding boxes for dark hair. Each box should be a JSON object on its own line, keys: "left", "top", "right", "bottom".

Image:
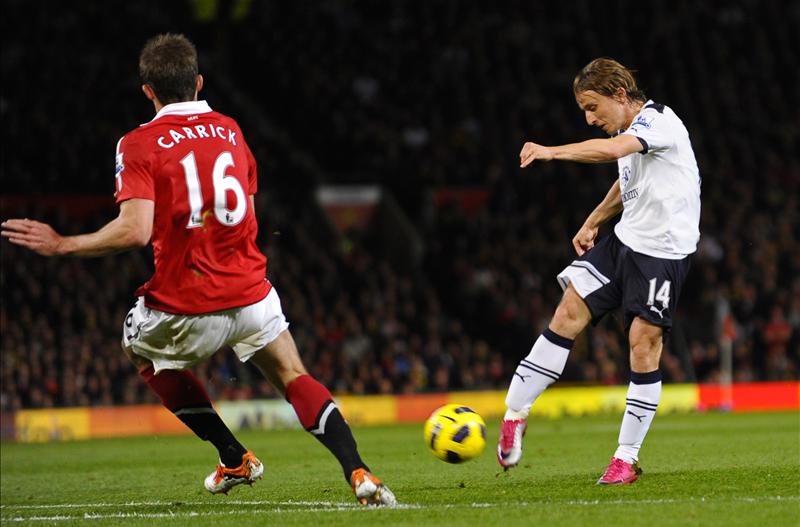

{"left": 573, "top": 58, "right": 646, "bottom": 103}
{"left": 139, "top": 34, "right": 198, "bottom": 105}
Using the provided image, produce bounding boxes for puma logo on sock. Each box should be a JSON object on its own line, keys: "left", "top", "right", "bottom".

{"left": 627, "top": 410, "right": 646, "bottom": 422}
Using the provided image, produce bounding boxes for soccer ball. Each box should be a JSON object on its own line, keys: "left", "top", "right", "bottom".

{"left": 423, "top": 404, "right": 487, "bottom": 463}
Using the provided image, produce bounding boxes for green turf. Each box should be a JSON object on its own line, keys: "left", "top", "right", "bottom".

{"left": 1, "top": 411, "right": 798, "bottom": 526}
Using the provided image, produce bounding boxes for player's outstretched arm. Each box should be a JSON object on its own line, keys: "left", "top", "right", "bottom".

{"left": 1, "top": 198, "right": 154, "bottom": 257}
{"left": 520, "top": 135, "right": 643, "bottom": 168}
{"left": 572, "top": 180, "right": 622, "bottom": 256}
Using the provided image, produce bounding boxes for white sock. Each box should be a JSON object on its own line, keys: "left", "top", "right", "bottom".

{"left": 504, "top": 328, "right": 573, "bottom": 420}
{"left": 614, "top": 370, "right": 662, "bottom": 463}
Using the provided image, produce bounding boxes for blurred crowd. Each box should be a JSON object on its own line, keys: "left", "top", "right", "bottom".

{"left": 2, "top": 0, "right": 798, "bottom": 410}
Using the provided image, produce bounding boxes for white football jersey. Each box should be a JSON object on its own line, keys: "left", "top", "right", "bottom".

{"left": 614, "top": 100, "right": 701, "bottom": 259}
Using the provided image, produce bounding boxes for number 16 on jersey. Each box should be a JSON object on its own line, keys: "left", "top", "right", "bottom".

{"left": 180, "top": 150, "right": 247, "bottom": 228}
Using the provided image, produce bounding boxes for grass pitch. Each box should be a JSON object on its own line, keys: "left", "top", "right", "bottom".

{"left": 1, "top": 411, "right": 798, "bottom": 526}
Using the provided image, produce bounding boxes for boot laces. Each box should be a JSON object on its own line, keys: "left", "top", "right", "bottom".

{"left": 602, "top": 458, "right": 629, "bottom": 480}
{"left": 500, "top": 420, "right": 521, "bottom": 451}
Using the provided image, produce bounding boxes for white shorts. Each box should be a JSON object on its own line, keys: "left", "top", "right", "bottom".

{"left": 122, "top": 288, "right": 290, "bottom": 373}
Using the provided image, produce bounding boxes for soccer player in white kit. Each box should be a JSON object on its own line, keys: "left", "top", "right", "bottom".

{"left": 497, "top": 58, "right": 701, "bottom": 485}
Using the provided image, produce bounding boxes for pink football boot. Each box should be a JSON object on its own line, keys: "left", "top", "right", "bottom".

{"left": 497, "top": 419, "right": 526, "bottom": 469}
{"left": 596, "top": 457, "right": 643, "bottom": 485}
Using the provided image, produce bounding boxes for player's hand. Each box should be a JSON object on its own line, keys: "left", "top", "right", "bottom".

{"left": 1, "top": 219, "right": 64, "bottom": 256}
{"left": 519, "top": 141, "right": 554, "bottom": 168}
{"left": 572, "top": 223, "right": 598, "bottom": 256}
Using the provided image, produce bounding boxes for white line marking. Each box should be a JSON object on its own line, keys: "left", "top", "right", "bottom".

{"left": 1, "top": 500, "right": 363, "bottom": 510}
{"left": 4, "top": 507, "right": 421, "bottom": 522}
{"left": 1, "top": 495, "right": 797, "bottom": 521}
{"left": 551, "top": 496, "right": 800, "bottom": 506}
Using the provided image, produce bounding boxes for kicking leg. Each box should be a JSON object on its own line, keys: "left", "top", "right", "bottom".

{"left": 498, "top": 284, "right": 590, "bottom": 468}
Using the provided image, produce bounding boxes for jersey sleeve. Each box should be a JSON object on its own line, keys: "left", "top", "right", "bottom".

{"left": 114, "top": 134, "right": 155, "bottom": 203}
{"left": 622, "top": 108, "right": 673, "bottom": 155}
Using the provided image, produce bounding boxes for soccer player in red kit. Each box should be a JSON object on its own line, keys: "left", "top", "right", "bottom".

{"left": 1, "top": 34, "right": 395, "bottom": 506}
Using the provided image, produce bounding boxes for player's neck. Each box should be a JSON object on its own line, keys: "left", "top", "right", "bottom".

{"left": 622, "top": 100, "right": 645, "bottom": 129}
{"left": 151, "top": 96, "right": 200, "bottom": 116}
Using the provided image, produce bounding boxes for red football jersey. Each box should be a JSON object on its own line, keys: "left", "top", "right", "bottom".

{"left": 115, "top": 100, "right": 270, "bottom": 314}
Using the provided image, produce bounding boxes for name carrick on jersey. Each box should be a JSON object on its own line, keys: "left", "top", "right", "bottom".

{"left": 615, "top": 100, "right": 701, "bottom": 259}
{"left": 115, "top": 100, "right": 270, "bottom": 314}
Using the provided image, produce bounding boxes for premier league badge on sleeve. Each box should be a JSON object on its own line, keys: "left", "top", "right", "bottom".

{"left": 115, "top": 152, "right": 124, "bottom": 192}
{"left": 630, "top": 115, "right": 654, "bottom": 132}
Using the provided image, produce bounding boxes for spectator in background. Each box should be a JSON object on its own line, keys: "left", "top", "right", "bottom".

{"left": 1, "top": 0, "right": 797, "bottom": 416}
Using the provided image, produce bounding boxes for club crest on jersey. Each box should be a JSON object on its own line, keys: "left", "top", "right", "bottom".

{"left": 621, "top": 166, "right": 631, "bottom": 187}
{"left": 631, "top": 115, "right": 654, "bottom": 131}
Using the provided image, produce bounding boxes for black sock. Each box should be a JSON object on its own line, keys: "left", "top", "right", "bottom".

{"left": 309, "top": 402, "right": 368, "bottom": 481}
{"left": 174, "top": 404, "right": 247, "bottom": 467}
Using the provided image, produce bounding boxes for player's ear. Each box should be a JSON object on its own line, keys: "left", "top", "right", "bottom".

{"left": 142, "top": 84, "right": 156, "bottom": 102}
{"left": 614, "top": 87, "right": 628, "bottom": 104}
{"left": 195, "top": 75, "right": 204, "bottom": 98}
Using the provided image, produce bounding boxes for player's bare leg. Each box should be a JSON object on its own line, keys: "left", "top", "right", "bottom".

{"left": 246, "top": 329, "right": 307, "bottom": 392}
{"left": 597, "top": 317, "right": 663, "bottom": 485}
{"left": 499, "top": 285, "right": 590, "bottom": 468}
{"left": 550, "top": 285, "right": 593, "bottom": 339}
{"left": 249, "top": 330, "right": 396, "bottom": 506}
{"left": 121, "top": 344, "right": 263, "bottom": 494}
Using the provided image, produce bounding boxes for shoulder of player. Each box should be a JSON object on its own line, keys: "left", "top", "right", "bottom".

{"left": 211, "top": 113, "right": 251, "bottom": 149}
{"left": 116, "top": 127, "right": 149, "bottom": 154}
{"left": 210, "top": 112, "right": 246, "bottom": 133}
{"left": 638, "top": 101, "right": 684, "bottom": 123}
{"left": 641, "top": 101, "right": 666, "bottom": 114}
{"left": 630, "top": 101, "right": 683, "bottom": 133}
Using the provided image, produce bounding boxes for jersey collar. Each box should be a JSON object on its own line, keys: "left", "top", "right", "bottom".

{"left": 147, "top": 100, "right": 213, "bottom": 123}
{"left": 618, "top": 100, "right": 655, "bottom": 135}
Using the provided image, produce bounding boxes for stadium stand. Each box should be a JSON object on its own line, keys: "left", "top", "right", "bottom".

{"left": 1, "top": 0, "right": 798, "bottom": 410}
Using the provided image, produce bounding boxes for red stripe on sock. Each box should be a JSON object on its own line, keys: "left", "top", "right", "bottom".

{"left": 139, "top": 365, "right": 211, "bottom": 411}
{"left": 285, "top": 374, "right": 333, "bottom": 429}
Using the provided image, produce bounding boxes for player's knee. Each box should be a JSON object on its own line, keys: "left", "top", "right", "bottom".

{"left": 121, "top": 342, "right": 150, "bottom": 370}
{"left": 629, "top": 325, "right": 662, "bottom": 370}
{"left": 250, "top": 332, "right": 308, "bottom": 386}
{"left": 551, "top": 292, "right": 589, "bottom": 337}
{"left": 630, "top": 320, "right": 662, "bottom": 349}
{"left": 630, "top": 339, "right": 655, "bottom": 361}
{"left": 551, "top": 306, "right": 579, "bottom": 336}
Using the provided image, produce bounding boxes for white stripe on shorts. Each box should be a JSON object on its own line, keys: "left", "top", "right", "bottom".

{"left": 556, "top": 260, "right": 611, "bottom": 299}
{"left": 569, "top": 261, "right": 610, "bottom": 285}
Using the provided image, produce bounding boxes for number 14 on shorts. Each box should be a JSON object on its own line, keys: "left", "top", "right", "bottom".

{"left": 647, "top": 278, "right": 671, "bottom": 318}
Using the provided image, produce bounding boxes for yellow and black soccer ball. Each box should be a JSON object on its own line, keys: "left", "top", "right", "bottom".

{"left": 423, "top": 404, "right": 487, "bottom": 463}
